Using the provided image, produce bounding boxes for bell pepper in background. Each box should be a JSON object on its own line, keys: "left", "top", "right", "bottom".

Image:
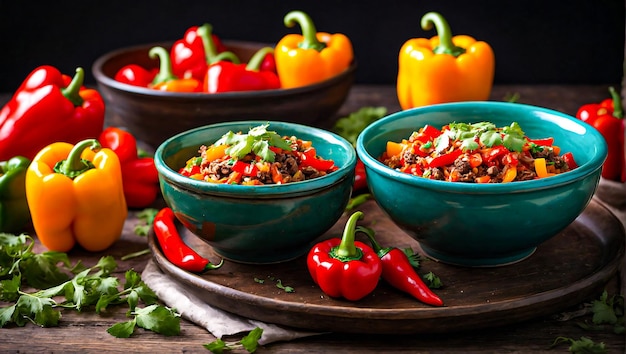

{"left": 204, "top": 47, "right": 281, "bottom": 93}
{"left": 397, "top": 12, "right": 495, "bottom": 109}
{"left": 98, "top": 127, "right": 160, "bottom": 208}
{"left": 361, "top": 226, "right": 444, "bottom": 306}
{"left": 307, "top": 211, "right": 382, "bottom": 301}
{"left": 149, "top": 47, "right": 203, "bottom": 92}
{"left": 0, "top": 156, "right": 31, "bottom": 233}
{"left": 153, "top": 207, "right": 223, "bottom": 272}
{"left": 25, "top": 139, "right": 127, "bottom": 252}
{"left": 114, "top": 64, "right": 157, "bottom": 87}
{"left": 275, "top": 10, "right": 354, "bottom": 89}
{"left": 0, "top": 66, "right": 105, "bottom": 161}
{"left": 576, "top": 86, "right": 625, "bottom": 182}
{"left": 170, "top": 23, "right": 228, "bottom": 81}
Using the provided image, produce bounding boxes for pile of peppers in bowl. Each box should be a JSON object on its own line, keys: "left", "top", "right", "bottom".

{"left": 380, "top": 121, "right": 578, "bottom": 183}
{"left": 114, "top": 10, "right": 354, "bottom": 93}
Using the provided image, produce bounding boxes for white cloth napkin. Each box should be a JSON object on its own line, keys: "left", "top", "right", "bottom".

{"left": 141, "top": 178, "right": 626, "bottom": 345}
{"left": 141, "top": 260, "right": 323, "bottom": 345}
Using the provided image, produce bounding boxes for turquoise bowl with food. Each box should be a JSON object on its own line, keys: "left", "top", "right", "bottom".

{"left": 155, "top": 120, "right": 356, "bottom": 264}
{"left": 356, "top": 101, "right": 607, "bottom": 267}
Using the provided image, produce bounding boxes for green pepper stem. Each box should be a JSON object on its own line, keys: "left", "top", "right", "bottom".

{"left": 204, "top": 258, "right": 224, "bottom": 271}
{"left": 246, "top": 47, "right": 274, "bottom": 71}
{"left": 211, "top": 51, "right": 240, "bottom": 65}
{"left": 149, "top": 46, "right": 177, "bottom": 85}
{"left": 61, "top": 68, "right": 85, "bottom": 106}
{"left": 609, "top": 86, "right": 624, "bottom": 119}
{"left": 284, "top": 10, "right": 326, "bottom": 52}
{"left": 54, "top": 139, "right": 100, "bottom": 179}
{"left": 332, "top": 211, "right": 364, "bottom": 261}
{"left": 420, "top": 12, "right": 466, "bottom": 57}
{"left": 197, "top": 23, "right": 219, "bottom": 64}
{"left": 358, "top": 225, "right": 392, "bottom": 259}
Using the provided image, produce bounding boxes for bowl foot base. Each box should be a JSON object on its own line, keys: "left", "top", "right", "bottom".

{"left": 418, "top": 244, "right": 537, "bottom": 268}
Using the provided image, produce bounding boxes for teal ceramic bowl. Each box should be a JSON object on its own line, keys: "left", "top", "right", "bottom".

{"left": 155, "top": 121, "right": 356, "bottom": 264}
{"left": 356, "top": 102, "right": 607, "bottom": 267}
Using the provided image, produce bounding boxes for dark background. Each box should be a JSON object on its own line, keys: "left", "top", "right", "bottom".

{"left": 0, "top": 0, "right": 624, "bottom": 92}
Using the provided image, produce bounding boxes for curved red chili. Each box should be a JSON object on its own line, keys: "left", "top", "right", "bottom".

{"left": 362, "top": 226, "right": 444, "bottom": 307}
{"left": 153, "top": 207, "right": 223, "bottom": 272}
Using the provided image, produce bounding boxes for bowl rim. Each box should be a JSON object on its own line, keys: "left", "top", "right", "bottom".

{"left": 356, "top": 101, "right": 607, "bottom": 194}
{"left": 91, "top": 40, "right": 357, "bottom": 100}
{"left": 155, "top": 120, "right": 357, "bottom": 196}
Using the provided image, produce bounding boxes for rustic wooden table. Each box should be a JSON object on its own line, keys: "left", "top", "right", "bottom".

{"left": 0, "top": 85, "right": 624, "bottom": 353}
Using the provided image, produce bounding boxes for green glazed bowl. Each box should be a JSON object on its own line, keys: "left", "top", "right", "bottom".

{"left": 356, "top": 102, "right": 607, "bottom": 267}
{"left": 155, "top": 121, "right": 356, "bottom": 264}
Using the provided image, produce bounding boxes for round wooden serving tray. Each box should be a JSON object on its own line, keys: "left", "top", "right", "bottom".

{"left": 148, "top": 198, "right": 624, "bottom": 334}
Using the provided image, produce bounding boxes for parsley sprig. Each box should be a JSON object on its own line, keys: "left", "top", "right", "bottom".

{"left": 214, "top": 123, "right": 292, "bottom": 162}
{"left": 446, "top": 121, "right": 526, "bottom": 152}
{"left": 0, "top": 233, "right": 180, "bottom": 337}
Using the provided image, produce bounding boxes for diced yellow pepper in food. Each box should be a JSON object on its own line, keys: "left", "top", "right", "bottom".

{"left": 502, "top": 165, "right": 517, "bottom": 183}
{"left": 205, "top": 144, "right": 228, "bottom": 162}
{"left": 534, "top": 158, "right": 548, "bottom": 178}
{"left": 386, "top": 141, "right": 405, "bottom": 157}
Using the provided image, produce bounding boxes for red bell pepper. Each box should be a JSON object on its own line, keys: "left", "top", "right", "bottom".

{"left": 576, "top": 87, "right": 625, "bottom": 182}
{"left": 362, "top": 226, "right": 444, "bottom": 306}
{"left": 307, "top": 211, "right": 382, "bottom": 301}
{"left": 0, "top": 66, "right": 105, "bottom": 161}
{"left": 170, "top": 23, "right": 227, "bottom": 81}
{"left": 428, "top": 149, "right": 463, "bottom": 168}
{"left": 353, "top": 158, "right": 367, "bottom": 191}
{"left": 153, "top": 207, "right": 223, "bottom": 273}
{"left": 413, "top": 124, "right": 442, "bottom": 143}
{"left": 149, "top": 47, "right": 202, "bottom": 92}
{"left": 98, "top": 127, "right": 160, "bottom": 208}
{"left": 231, "top": 160, "right": 259, "bottom": 177}
{"left": 204, "top": 47, "right": 281, "bottom": 93}
{"left": 298, "top": 147, "right": 336, "bottom": 171}
{"left": 114, "top": 64, "right": 157, "bottom": 87}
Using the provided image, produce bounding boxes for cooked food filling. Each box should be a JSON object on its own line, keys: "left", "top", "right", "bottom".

{"left": 379, "top": 121, "right": 578, "bottom": 183}
{"left": 179, "top": 124, "right": 337, "bottom": 185}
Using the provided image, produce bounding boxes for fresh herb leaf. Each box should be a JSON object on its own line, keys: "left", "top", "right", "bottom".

{"left": 333, "top": 107, "right": 388, "bottom": 146}
{"left": 107, "top": 319, "right": 137, "bottom": 338}
{"left": 204, "top": 327, "right": 264, "bottom": 353}
{"left": 215, "top": 123, "right": 291, "bottom": 162}
{"left": 423, "top": 272, "right": 443, "bottom": 289}
{"left": 402, "top": 248, "right": 421, "bottom": 268}
{"left": 446, "top": 121, "right": 526, "bottom": 152}
{"left": 550, "top": 336, "right": 607, "bottom": 353}
{"left": 134, "top": 304, "right": 181, "bottom": 336}
{"left": 134, "top": 208, "right": 159, "bottom": 236}
{"left": 275, "top": 279, "right": 295, "bottom": 293}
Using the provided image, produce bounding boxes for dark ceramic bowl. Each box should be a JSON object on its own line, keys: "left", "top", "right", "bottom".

{"left": 356, "top": 101, "right": 607, "bottom": 267}
{"left": 154, "top": 120, "right": 356, "bottom": 264}
{"left": 92, "top": 41, "right": 356, "bottom": 149}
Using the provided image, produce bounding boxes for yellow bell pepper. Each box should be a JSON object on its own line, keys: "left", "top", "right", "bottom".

{"left": 397, "top": 12, "right": 495, "bottom": 109}
{"left": 275, "top": 10, "right": 354, "bottom": 89}
{"left": 25, "top": 139, "right": 127, "bottom": 252}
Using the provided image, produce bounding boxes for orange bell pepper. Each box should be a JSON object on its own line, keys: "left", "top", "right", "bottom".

{"left": 25, "top": 139, "right": 127, "bottom": 252}
{"left": 275, "top": 10, "right": 353, "bottom": 89}
{"left": 149, "top": 46, "right": 202, "bottom": 92}
{"left": 397, "top": 12, "right": 495, "bottom": 109}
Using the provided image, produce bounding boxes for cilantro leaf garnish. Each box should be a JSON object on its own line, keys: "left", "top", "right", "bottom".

{"left": 446, "top": 121, "right": 526, "bottom": 152}
{"left": 214, "top": 123, "right": 292, "bottom": 162}
{"left": 333, "top": 106, "right": 388, "bottom": 146}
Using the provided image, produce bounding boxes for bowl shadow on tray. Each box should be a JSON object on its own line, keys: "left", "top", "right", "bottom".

{"left": 92, "top": 40, "right": 356, "bottom": 150}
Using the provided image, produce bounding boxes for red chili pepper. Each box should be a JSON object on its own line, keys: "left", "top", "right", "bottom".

{"left": 153, "top": 207, "right": 223, "bottom": 273}
{"left": 298, "top": 148, "right": 336, "bottom": 171}
{"left": 353, "top": 158, "right": 368, "bottom": 191}
{"left": 428, "top": 149, "right": 463, "bottom": 168}
{"left": 149, "top": 47, "right": 202, "bottom": 92}
{"left": 0, "top": 66, "right": 105, "bottom": 161}
{"left": 307, "top": 211, "right": 382, "bottom": 301}
{"left": 170, "top": 23, "right": 227, "bottom": 81}
{"left": 527, "top": 137, "right": 554, "bottom": 146}
{"left": 204, "top": 47, "right": 281, "bottom": 93}
{"left": 576, "top": 87, "right": 625, "bottom": 182}
{"left": 362, "top": 227, "right": 443, "bottom": 307}
{"left": 114, "top": 64, "right": 157, "bottom": 87}
{"left": 99, "top": 127, "right": 160, "bottom": 208}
